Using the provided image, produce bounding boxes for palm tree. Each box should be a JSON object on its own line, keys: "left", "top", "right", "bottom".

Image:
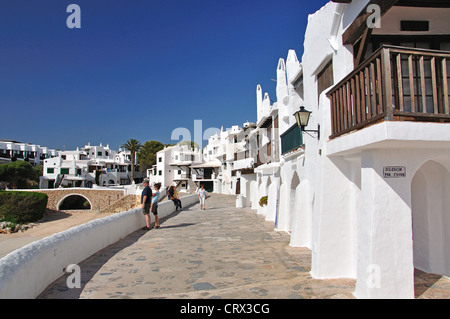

{"left": 120, "top": 139, "right": 142, "bottom": 184}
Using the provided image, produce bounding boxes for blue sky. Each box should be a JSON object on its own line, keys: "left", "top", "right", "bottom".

{"left": 0, "top": 0, "right": 329, "bottom": 151}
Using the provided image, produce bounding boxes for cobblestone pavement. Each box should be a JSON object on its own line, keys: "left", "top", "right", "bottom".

{"left": 38, "top": 194, "right": 449, "bottom": 299}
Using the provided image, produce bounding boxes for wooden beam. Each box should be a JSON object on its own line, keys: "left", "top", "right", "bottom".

{"left": 354, "top": 27, "right": 373, "bottom": 67}
{"left": 342, "top": 0, "right": 399, "bottom": 45}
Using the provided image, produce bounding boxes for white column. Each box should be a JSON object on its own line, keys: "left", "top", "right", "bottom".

{"left": 311, "top": 155, "right": 357, "bottom": 279}
{"left": 276, "top": 181, "right": 290, "bottom": 230}
{"left": 290, "top": 179, "right": 312, "bottom": 248}
{"left": 355, "top": 150, "right": 414, "bottom": 299}
{"left": 266, "top": 176, "right": 280, "bottom": 223}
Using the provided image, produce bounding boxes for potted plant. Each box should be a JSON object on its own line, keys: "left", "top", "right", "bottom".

{"left": 259, "top": 196, "right": 268, "bottom": 207}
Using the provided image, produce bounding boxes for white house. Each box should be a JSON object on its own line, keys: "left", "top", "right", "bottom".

{"left": 253, "top": 78, "right": 283, "bottom": 222}
{"left": 200, "top": 122, "right": 257, "bottom": 196}
{"left": 260, "top": 0, "right": 450, "bottom": 299}
{"left": 40, "top": 143, "right": 137, "bottom": 189}
{"left": 0, "top": 139, "right": 58, "bottom": 166}
{"left": 148, "top": 144, "right": 202, "bottom": 193}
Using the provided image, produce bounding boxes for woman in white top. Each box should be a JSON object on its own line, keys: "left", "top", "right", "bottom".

{"left": 197, "top": 184, "right": 208, "bottom": 210}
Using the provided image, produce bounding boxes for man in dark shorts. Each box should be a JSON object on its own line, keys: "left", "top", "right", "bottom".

{"left": 141, "top": 179, "right": 153, "bottom": 230}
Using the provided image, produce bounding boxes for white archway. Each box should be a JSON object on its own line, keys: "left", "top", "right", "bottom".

{"left": 411, "top": 160, "right": 450, "bottom": 277}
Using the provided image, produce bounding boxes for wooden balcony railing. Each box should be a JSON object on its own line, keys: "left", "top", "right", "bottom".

{"left": 327, "top": 45, "right": 450, "bottom": 139}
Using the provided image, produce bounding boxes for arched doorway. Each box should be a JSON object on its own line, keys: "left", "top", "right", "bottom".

{"left": 58, "top": 194, "right": 92, "bottom": 211}
{"left": 411, "top": 160, "right": 450, "bottom": 278}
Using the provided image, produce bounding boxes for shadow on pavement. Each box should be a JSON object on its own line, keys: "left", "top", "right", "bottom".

{"left": 38, "top": 201, "right": 200, "bottom": 299}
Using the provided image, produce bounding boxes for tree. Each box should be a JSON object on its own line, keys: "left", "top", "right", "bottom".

{"left": 137, "top": 140, "right": 165, "bottom": 174}
{"left": 120, "top": 139, "right": 142, "bottom": 184}
{"left": 33, "top": 165, "right": 43, "bottom": 182}
{"left": 0, "top": 161, "right": 37, "bottom": 189}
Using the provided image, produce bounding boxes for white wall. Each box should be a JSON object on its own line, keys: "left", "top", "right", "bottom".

{"left": 0, "top": 194, "right": 198, "bottom": 299}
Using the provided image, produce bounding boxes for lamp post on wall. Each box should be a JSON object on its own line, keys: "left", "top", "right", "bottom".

{"left": 293, "top": 106, "right": 320, "bottom": 140}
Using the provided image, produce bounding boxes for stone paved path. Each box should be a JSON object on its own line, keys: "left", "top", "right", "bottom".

{"left": 39, "top": 194, "right": 356, "bottom": 299}
{"left": 38, "top": 194, "right": 450, "bottom": 299}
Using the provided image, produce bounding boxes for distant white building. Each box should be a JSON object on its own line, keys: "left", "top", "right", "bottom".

{"left": 40, "top": 143, "right": 138, "bottom": 189}
{"left": 148, "top": 144, "right": 202, "bottom": 193}
{"left": 0, "top": 139, "right": 58, "bottom": 166}
{"left": 200, "top": 122, "right": 257, "bottom": 196}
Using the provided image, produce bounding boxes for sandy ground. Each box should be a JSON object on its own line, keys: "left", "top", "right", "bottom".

{"left": 0, "top": 210, "right": 116, "bottom": 259}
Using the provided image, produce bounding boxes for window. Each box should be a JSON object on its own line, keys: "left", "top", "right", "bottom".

{"left": 61, "top": 168, "right": 70, "bottom": 174}
{"left": 158, "top": 157, "right": 162, "bottom": 162}
{"left": 158, "top": 170, "right": 162, "bottom": 176}
{"left": 47, "top": 168, "right": 54, "bottom": 174}
{"left": 317, "top": 59, "right": 333, "bottom": 100}
{"left": 178, "top": 170, "right": 182, "bottom": 175}
{"left": 401, "top": 21, "right": 429, "bottom": 32}
{"left": 98, "top": 152, "right": 102, "bottom": 156}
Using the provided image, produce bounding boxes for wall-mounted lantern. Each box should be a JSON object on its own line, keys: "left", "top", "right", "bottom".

{"left": 293, "top": 106, "right": 320, "bottom": 140}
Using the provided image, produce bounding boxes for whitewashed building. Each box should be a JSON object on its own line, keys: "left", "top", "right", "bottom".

{"left": 262, "top": 0, "right": 450, "bottom": 299}
{"left": 148, "top": 144, "right": 202, "bottom": 192}
{"left": 0, "top": 139, "right": 58, "bottom": 166}
{"left": 200, "top": 122, "right": 257, "bottom": 197}
{"left": 40, "top": 143, "right": 137, "bottom": 188}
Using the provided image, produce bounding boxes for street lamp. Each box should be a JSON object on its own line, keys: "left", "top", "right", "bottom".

{"left": 293, "top": 106, "right": 320, "bottom": 140}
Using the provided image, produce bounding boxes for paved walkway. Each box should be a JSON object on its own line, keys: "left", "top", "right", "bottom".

{"left": 38, "top": 194, "right": 356, "bottom": 299}
{"left": 37, "top": 194, "right": 450, "bottom": 299}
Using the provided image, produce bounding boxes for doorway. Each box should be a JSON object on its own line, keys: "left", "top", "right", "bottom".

{"left": 411, "top": 160, "right": 450, "bottom": 296}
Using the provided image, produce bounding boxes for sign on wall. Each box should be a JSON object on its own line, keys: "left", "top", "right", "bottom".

{"left": 383, "top": 166, "right": 406, "bottom": 178}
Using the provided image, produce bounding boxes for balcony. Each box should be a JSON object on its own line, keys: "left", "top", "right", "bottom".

{"left": 280, "top": 124, "right": 303, "bottom": 155}
{"left": 174, "top": 173, "right": 190, "bottom": 180}
{"left": 233, "top": 158, "right": 254, "bottom": 171}
{"left": 327, "top": 45, "right": 450, "bottom": 139}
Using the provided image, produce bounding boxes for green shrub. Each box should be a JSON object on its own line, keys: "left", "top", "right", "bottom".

{"left": 259, "top": 196, "right": 268, "bottom": 207}
{"left": 0, "top": 161, "right": 38, "bottom": 189}
{"left": 0, "top": 191, "right": 48, "bottom": 223}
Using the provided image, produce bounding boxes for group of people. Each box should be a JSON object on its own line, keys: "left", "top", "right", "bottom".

{"left": 141, "top": 180, "right": 161, "bottom": 231}
{"left": 140, "top": 180, "right": 208, "bottom": 231}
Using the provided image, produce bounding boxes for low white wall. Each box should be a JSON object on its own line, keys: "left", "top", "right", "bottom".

{"left": 0, "top": 194, "right": 198, "bottom": 299}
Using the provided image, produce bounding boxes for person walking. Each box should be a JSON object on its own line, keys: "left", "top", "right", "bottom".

{"left": 151, "top": 183, "right": 161, "bottom": 229}
{"left": 141, "top": 179, "right": 153, "bottom": 230}
{"left": 197, "top": 184, "right": 208, "bottom": 210}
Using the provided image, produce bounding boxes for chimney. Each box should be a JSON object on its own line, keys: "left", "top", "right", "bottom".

{"left": 256, "top": 84, "right": 263, "bottom": 123}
